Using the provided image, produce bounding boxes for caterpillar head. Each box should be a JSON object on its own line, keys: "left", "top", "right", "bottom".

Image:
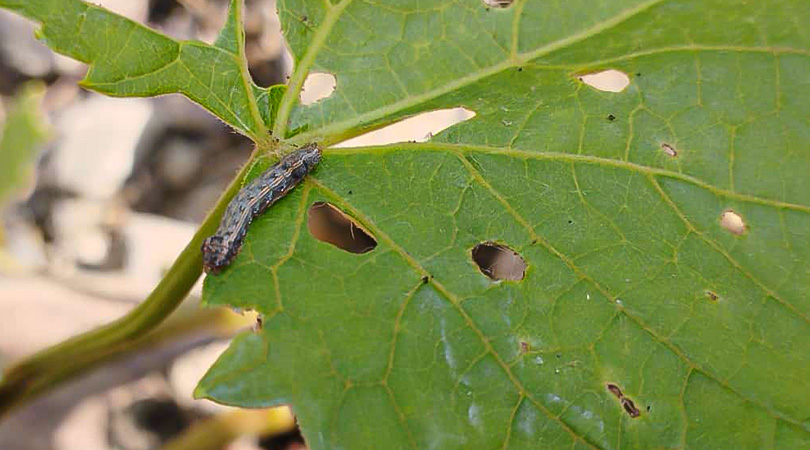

{"left": 296, "top": 143, "right": 322, "bottom": 171}
{"left": 201, "top": 235, "right": 233, "bottom": 273}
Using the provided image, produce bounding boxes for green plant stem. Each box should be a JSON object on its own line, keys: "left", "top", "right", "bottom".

{"left": 159, "top": 407, "right": 296, "bottom": 450}
{"left": 0, "top": 150, "right": 261, "bottom": 419}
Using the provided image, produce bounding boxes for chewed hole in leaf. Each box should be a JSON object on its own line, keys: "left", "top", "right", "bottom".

{"left": 606, "top": 383, "right": 623, "bottom": 398}
{"left": 299, "top": 72, "right": 336, "bottom": 105}
{"left": 578, "top": 69, "right": 630, "bottom": 93}
{"left": 483, "top": 0, "right": 514, "bottom": 7}
{"left": 606, "top": 383, "right": 641, "bottom": 418}
{"left": 661, "top": 143, "right": 677, "bottom": 157}
{"left": 720, "top": 210, "right": 747, "bottom": 235}
{"left": 622, "top": 398, "right": 641, "bottom": 418}
{"left": 307, "top": 202, "right": 377, "bottom": 254}
{"left": 471, "top": 242, "right": 526, "bottom": 281}
{"left": 334, "top": 108, "right": 475, "bottom": 148}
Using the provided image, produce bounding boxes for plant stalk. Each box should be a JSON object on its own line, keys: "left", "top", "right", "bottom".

{"left": 159, "top": 406, "right": 296, "bottom": 450}
{"left": 0, "top": 149, "right": 262, "bottom": 419}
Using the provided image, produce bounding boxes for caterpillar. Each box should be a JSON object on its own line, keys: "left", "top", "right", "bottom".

{"left": 202, "top": 144, "right": 321, "bottom": 273}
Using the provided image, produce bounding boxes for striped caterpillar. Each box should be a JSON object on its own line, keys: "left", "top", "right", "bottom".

{"left": 202, "top": 144, "right": 321, "bottom": 273}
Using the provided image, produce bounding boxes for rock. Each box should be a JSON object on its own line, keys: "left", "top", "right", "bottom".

{"left": 51, "top": 95, "right": 153, "bottom": 199}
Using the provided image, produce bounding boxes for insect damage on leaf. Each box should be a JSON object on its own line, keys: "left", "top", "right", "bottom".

{"left": 471, "top": 242, "right": 526, "bottom": 281}
{"left": 606, "top": 383, "right": 642, "bottom": 418}
{"left": 307, "top": 202, "right": 377, "bottom": 254}
{"left": 720, "top": 209, "right": 747, "bottom": 235}
{"left": 578, "top": 69, "right": 630, "bottom": 93}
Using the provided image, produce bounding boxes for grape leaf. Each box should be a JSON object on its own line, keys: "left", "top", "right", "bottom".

{"left": 198, "top": 1, "right": 810, "bottom": 448}
{"left": 3, "top": 0, "right": 808, "bottom": 448}
{"left": 0, "top": 0, "right": 285, "bottom": 140}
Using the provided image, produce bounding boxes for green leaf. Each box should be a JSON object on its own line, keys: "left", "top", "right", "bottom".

{"left": 197, "top": 0, "right": 810, "bottom": 448}
{"left": 0, "top": 0, "right": 282, "bottom": 141}
{"left": 4, "top": 0, "right": 808, "bottom": 447}
{"left": 0, "top": 82, "right": 48, "bottom": 209}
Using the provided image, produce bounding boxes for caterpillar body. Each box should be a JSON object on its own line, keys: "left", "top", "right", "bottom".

{"left": 202, "top": 144, "right": 321, "bottom": 273}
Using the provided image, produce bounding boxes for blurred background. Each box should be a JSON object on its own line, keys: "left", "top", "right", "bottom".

{"left": 0, "top": 1, "right": 472, "bottom": 449}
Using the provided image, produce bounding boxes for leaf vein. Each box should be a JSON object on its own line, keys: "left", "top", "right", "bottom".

{"left": 455, "top": 148, "right": 808, "bottom": 429}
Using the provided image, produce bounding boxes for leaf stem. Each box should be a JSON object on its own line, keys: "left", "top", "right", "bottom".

{"left": 0, "top": 150, "right": 261, "bottom": 419}
{"left": 272, "top": 0, "right": 352, "bottom": 138}
{"left": 158, "top": 406, "right": 295, "bottom": 450}
{"left": 231, "top": 0, "right": 270, "bottom": 141}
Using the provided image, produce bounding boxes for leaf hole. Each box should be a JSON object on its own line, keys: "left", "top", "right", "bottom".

{"left": 307, "top": 202, "right": 377, "bottom": 254}
{"left": 299, "top": 72, "right": 336, "bottom": 105}
{"left": 720, "top": 209, "right": 746, "bottom": 235}
{"left": 606, "top": 383, "right": 623, "bottom": 399}
{"left": 483, "top": 0, "right": 514, "bottom": 8}
{"left": 471, "top": 242, "right": 526, "bottom": 281}
{"left": 661, "top": 143, "right": 677, "bottom": 157}
{"left": 578, "top": 69, "right": 630, "bottom": 93}
{"left": 606, "top": 383, "right": 641, "bottom": 418}
{"left": 334, "top": 108, "right": 475, "bottom": 147}
{"left": 622, "top": 398, "right": 641, "bottom": 418}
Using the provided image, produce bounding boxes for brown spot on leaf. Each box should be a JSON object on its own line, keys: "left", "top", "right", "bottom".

{"left": 520, "top": 341, "right": 530, "bottom": 354}
{"left": 622, "top": 398, "right": 641, "bottom": 418}
{"left": 606, "top": 383, "right": 623, "bottom": 398}
{"left": 607, "top": 383, "right": 642, "bottom": 418}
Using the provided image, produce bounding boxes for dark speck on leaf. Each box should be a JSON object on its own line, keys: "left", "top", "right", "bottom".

{"left": 348, "top": 190, "right": 353, "bottom": 195}
{"left": 517, "top": 67, "right": 523, "bottom": 72}
{"left": 636, "top": 72, "right": 642, "bottom": 77}
{"left": 421, "top": 276, "right": 429, "bottom": 284}
{"left": 520, "top": 341, "right": 529, "bottom": 353}
{"left": 607, "top": 114, "right": 616, "bottom": 121}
